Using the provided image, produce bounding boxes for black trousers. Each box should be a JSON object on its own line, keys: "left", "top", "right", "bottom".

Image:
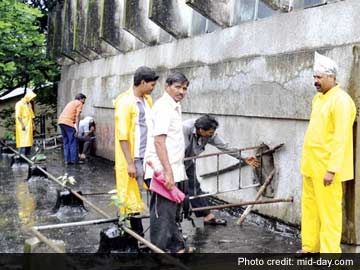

{"left": 129, "top": 213, "right": 144, "bottom": 237}
{"left": 150, "top": 188, "right": 185, "bottom": 253}
{"left": 186, "top": 162, "right": 211, "bottom": 218}
{"left": 129, "top": 159, "right": 145, "bottom": 237}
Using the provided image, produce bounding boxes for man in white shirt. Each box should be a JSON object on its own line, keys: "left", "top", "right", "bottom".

{"left": 144, "top": 72, "right": 194, "bottom": 253}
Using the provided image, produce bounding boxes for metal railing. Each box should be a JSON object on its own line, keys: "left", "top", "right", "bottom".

{"left": 185, "top": 144, "right": 284, "bottom": 200}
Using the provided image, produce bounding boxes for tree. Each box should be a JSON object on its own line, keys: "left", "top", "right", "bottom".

{"left": 22, "top": 0, "right": 58, "bottom": 32}
{"left": 0, "top": 0, "right": 60, "bottom": 93}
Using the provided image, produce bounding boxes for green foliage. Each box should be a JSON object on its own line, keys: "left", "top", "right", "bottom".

{"left": 110, "top": 195, "right": 131, "bottom": 225}
{"left": 22, "top": 0, "right": 58, "bottom": 32}
{"left": 0, "top": 0, "right": 60, "bottom": 92}
{"left": 35, "top": 84, "right": 57, "bottom": 109}
{"left": 0, "top": 106, "right": 15, "bottom": 132}
{"left": 57, "top": 173, "right": 77, "bottom": 186}
{"left": 33, "top": 84, "right": 58, "bottom": 135}
{"left": 0, "top": 105, "right": 15, "bottom": 140}
{"left": 4, "top": 130, "right": 15, "bottom": 141}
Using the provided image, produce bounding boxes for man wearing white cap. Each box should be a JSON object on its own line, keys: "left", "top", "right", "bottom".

{"left": 299, "top": 52, "right": 356, "bottom": 253}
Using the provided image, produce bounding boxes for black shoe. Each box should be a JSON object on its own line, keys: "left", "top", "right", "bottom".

{"left": 204, "top": 218, "right": 227, "bottom": 226}
{"left": 67, "top": 161, "right": 84, "bottom": 165}
{"left": 295, "top": 249, "right": 314, "bottom": 258}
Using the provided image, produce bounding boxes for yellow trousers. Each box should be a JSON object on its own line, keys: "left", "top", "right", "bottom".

{"left": 301, "top": 176, "right": 342, "bottom": 253}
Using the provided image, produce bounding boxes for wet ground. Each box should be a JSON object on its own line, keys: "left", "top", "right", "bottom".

{"left": 0, "top": 147, "right": 301, "bottom": 253}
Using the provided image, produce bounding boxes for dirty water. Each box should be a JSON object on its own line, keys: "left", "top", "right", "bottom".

{"left": 0, "top": 148, "right": 301, "bottom": 253}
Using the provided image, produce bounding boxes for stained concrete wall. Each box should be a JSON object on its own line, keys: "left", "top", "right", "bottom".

{"left": 54, "top": 0, "right": 360, "bottom": 243}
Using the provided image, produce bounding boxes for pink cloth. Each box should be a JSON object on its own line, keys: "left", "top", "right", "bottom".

{"left": 147, "top": 162, "right": 185, "bottom": 204}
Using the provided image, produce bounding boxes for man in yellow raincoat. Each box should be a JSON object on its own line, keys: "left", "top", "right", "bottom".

{"left": 113, "top": 66, "right": 158, "bottom": 236}
{"left": 299, "top": 52, "right": 356, "bottom": 253}
{"left": 15, "top": 90, "right": 36, "bottom": 156}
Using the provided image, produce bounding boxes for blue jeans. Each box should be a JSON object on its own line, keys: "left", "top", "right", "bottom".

{"left": 59, "top": 124, "right": 78, "bottom": 163}
{"left": 19, "top": 147, "right": 31, "bottom": 156}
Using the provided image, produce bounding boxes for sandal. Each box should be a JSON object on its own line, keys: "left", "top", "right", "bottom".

{"left": 177, "top": 246, "right": 197, "bottom": 253}
{"left": 204, "top": 218, "right": 227, "bottom": 226}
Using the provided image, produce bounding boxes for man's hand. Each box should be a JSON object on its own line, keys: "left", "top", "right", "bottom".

{"left": 164, "top": 169, "right": 175, "bottom": 190}
{"left": 323, "top": 171, "right": 335, "bottom": 186}
{"left": 127, "top": 162, "right": 137, "bottom": 178}
{"left": 245, "top": 156, "right": 260, "bottom": 168}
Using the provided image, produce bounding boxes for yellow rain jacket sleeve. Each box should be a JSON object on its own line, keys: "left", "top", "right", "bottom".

{"left": 15, "top": 91, "right": 36, "bottom": 148}
{"left": 301, "top": 85, "right": 356, "bottom": 182}
{"left": 113, "top": 88, "right": 152, "bottom": 215}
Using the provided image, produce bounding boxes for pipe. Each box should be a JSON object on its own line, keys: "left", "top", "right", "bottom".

{"left": 183, "top": 144, "right": 264, "bottom": 161}
{"left": 120, "top": 225, "right": 163, "bottom": 253}
{"left": 236, "top": 169, "right": 276, "bottom": 225}
{"left": 29, "top": 228, "right": 82, "bottom": 270}
{"left": 120, "top": 225, "right": 189, "bottom": 270}
{"left": 81, "top": 191, "right": 113, "bottom": 196}
{"left": 34, "top": 215, "right": 150, "bottom": 231}
{"left": 30, "top": 228, "right": 65, "bottom": 253}
{"left": 34, "top": 218, "right": 119, "bottom": 230}
{"left": 189, "top": 184, "right": 260, "bottom": 200}
{"left": 192, "top": 197, "right": 293, "bottom": 212}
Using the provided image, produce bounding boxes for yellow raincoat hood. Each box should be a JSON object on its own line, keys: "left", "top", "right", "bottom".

{"left": 23, "top": 90, "right": 37, "bottom": 103}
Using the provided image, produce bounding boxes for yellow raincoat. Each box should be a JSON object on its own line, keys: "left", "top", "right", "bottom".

{"left": 114, "top": 87, "right": 152, "bottom": 215}
{"left": 15, "top": 91, "right": 36, "bottom": 148}
{"left": 300, "top": 84, "right": 356, "bottom": 253}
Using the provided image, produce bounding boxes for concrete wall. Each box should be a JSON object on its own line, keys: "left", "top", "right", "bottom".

{"left": 54, "top": 0, "right": 360, "bottom": 243}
